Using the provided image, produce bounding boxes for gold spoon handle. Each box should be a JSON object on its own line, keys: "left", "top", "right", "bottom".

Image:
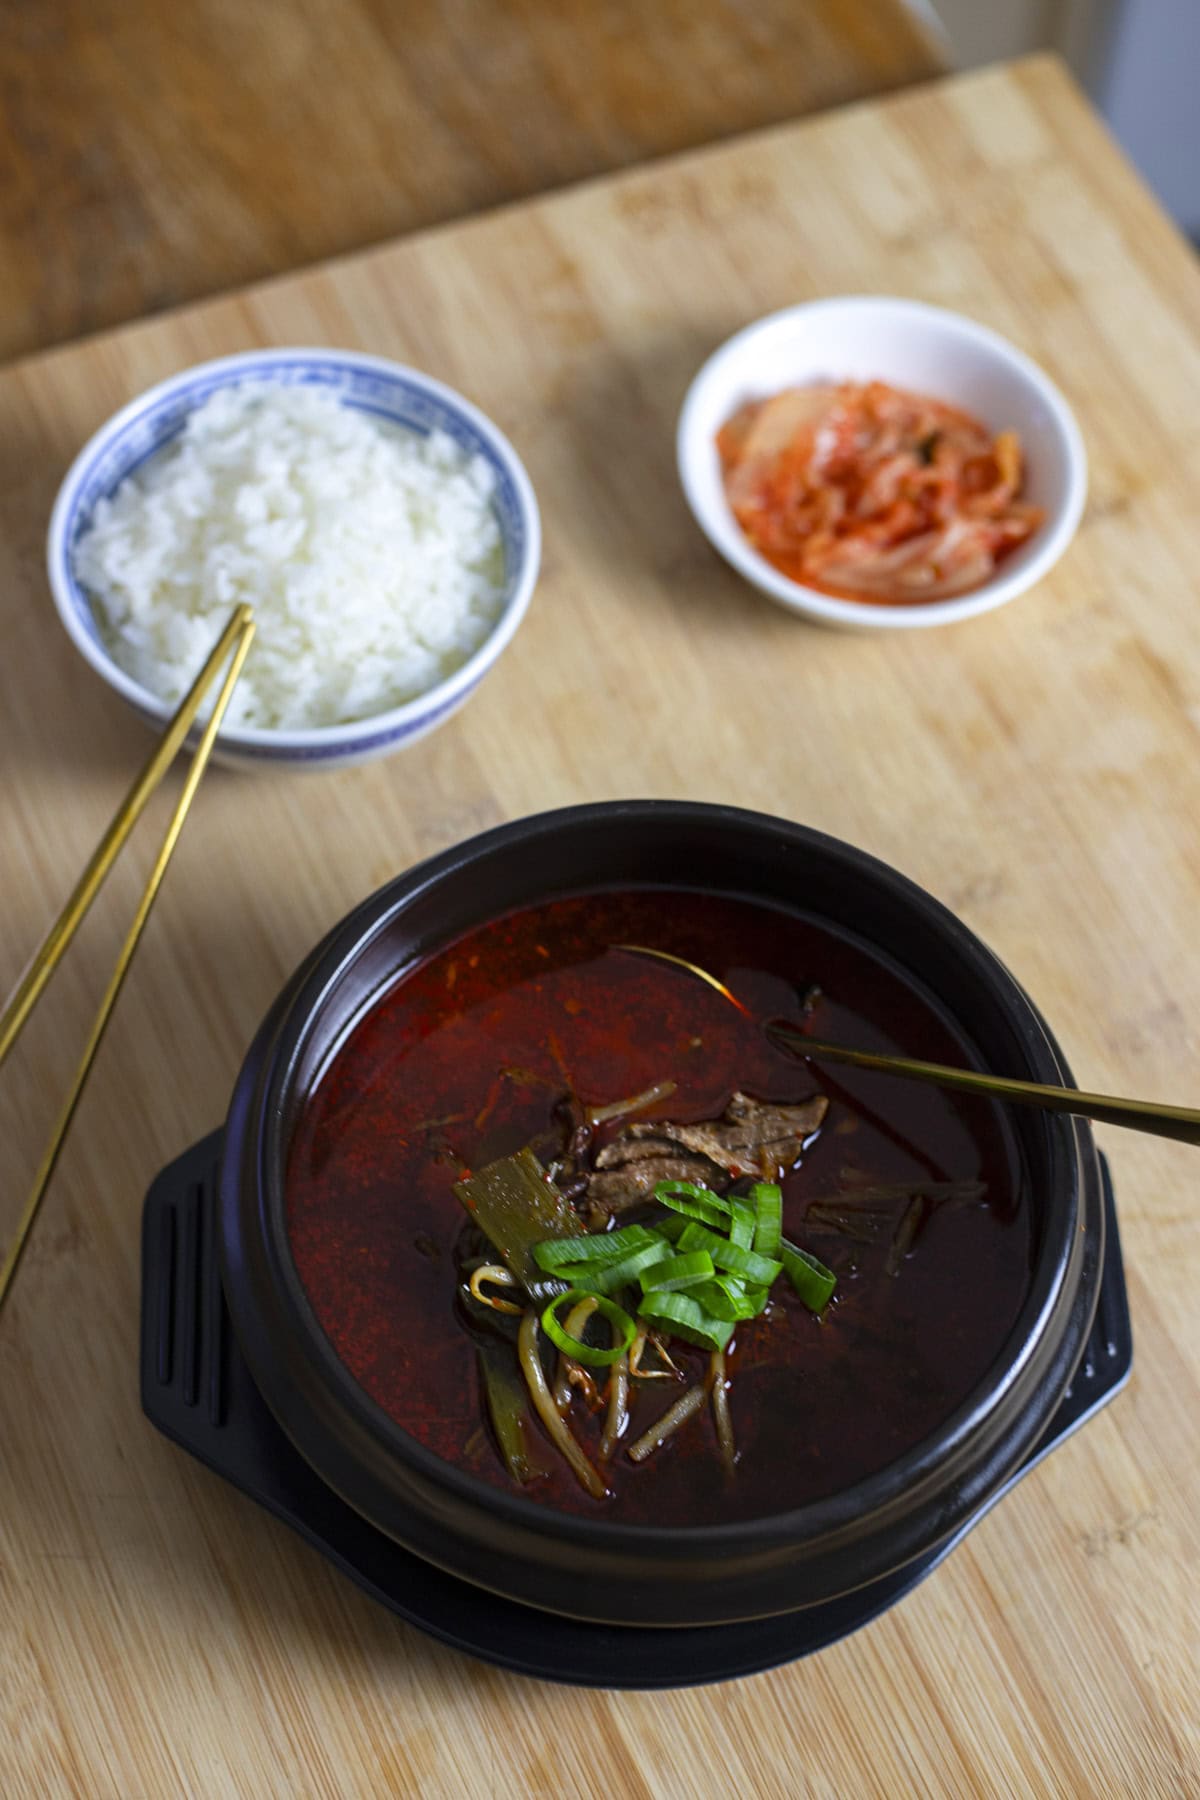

{"left": 766, "top": 1024, "right": 1200, "bottom": 1148}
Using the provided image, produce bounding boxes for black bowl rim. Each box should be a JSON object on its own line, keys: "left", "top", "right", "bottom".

{"left": 223, "top": 799, "right": 1089, "bottom": 1560}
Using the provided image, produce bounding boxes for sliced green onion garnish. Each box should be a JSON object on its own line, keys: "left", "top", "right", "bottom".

{"left": 652, "top": 1180, "right": 731, "bottom": 1231}
{"left": 781, "top": 1238, "right": 837, "bottom": 1313}
{"left": 711, "top": 1239, "right": 782, "bottom": 1285}
{"left": 532, "top": 1223, "right": 655, "bottom": 1272}
{"left": 691, "top": 1279, "right": 763, "bottom": 1322}
{"left": 655, "top": 1213, "right": 689, "bottom": 1243}
{"left": 640, "top": 1250, "right": 714, "bottom": 1294}
{"left": 654, "top": 1179, "right": 728, "bottom": 1207}
{"left": 673, "top": 1221, "right": 782, "bottom": 1286}
{"left": 708, "top": 1272, "right": 770, "bottom": 1318}
{"left": 637, "top": 1291, "right": 735, "bottom": 1353}
{"left": 750, "top": 1183, "right": 782, "bottom": 1259}
{"left": 557, "top": 1238, "right": 673, "bottom": 1296}
{"left": 728, "top": 1196, "right": 755, "bottom": 1250}
{"left": 541, "top": 1290, "right": 636, "bottom": 1366}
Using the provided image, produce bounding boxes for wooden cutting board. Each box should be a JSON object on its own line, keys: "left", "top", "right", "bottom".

{"left": 1, "top": 55, "right": 1197, "bottom": 1797}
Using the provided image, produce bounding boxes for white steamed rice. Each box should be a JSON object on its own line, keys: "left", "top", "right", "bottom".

{"left": 74, "top": 383, "right": 506, "bottom": 731}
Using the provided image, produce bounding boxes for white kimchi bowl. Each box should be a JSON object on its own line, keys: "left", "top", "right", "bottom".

{"left": 677, "top": 296, "right": 1087, "bottom": 631}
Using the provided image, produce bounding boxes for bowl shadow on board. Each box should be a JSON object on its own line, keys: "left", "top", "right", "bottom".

{"left": 550, "top": 324, "right": 775, "bottom": 630}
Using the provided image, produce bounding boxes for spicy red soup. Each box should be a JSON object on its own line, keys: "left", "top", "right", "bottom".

{"left": 286, "top": 889, "right": 1032, "bottom": 1526}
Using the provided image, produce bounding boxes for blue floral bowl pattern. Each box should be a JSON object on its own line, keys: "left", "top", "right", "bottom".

{"left": 47, "top": 350, "right": 541, "bottom": 770}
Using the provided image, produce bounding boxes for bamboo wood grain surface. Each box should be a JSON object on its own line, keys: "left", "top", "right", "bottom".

{"left": 1, "top": 54, "right": 1197, "bottom": 1799}
{"left": 0, "top": 0, "right": 941, "bottom": 365}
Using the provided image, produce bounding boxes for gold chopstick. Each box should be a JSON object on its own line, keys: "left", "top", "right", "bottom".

{"left": 613, "top": 944, "right": 1200, "bottom": 1149}
{"left": 766, "top": 1023, "right": 1200, "bottom": 1149}
{"left": 0, "top": 604, "right": 256, "bottom": 1315}
{"left": 0, "top": 602, "right": 255, "bottom": 1071}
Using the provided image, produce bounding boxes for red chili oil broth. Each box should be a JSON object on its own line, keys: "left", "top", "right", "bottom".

{"left": 285, "top": 890, "right": 1032, "bottom": 1525}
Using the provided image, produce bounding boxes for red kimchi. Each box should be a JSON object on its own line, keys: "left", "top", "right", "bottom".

{"left": 717, "top": 381, "right": 1043, "bottom": 604}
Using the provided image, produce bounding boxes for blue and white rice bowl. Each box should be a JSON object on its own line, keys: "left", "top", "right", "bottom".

{"left": 47, "top": 349, "right": 541, "bottom": 771}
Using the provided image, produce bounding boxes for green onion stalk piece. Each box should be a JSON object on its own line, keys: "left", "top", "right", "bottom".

{"left": 637, "top": 1290, "right": 735, "bottom": 1353}
{"left": 532, "top": 1222, "right": 656, "bottom": 1272}
{"left": 781, "top": 1237, "right": 837, "bottom": 1313}
{"left": 727, "top": 1196, "right": 755, "bottom": 1250}
{"left": 672, "top": 1220, "right": 782, "bottom": 1286}
{"left": 541, "top": 1289, "right": 637, "bottom": 1367}
{"left": 651, "top": 1180, "right": 732, "bottom": 1231}
{"left": 690, "top": 1278, "right": 763, "bottom": 1323}
{"left": 654, "top": 1213, "right": 689, "bottom": 1242}
{"left": 749, "top": 1182, "right": 782, "bottom": 1259}
{"left": 454, "top": 1148, "right": 582, "bottom": 1298}
{"left": 553, "top": 1238, "right": 673, "bottom": 1296}
{"left": 640, "top": 1250, "right": 714, "bottom": 1294}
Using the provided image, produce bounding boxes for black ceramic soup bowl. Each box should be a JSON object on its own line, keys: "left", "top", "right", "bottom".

{"left": 218, "top": 801, "right": 1104, "bottom": 1629}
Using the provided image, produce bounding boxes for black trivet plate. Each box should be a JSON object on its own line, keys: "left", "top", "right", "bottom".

{"left": 140, "top": 1136, "right": 1131, "bottom": 1689}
